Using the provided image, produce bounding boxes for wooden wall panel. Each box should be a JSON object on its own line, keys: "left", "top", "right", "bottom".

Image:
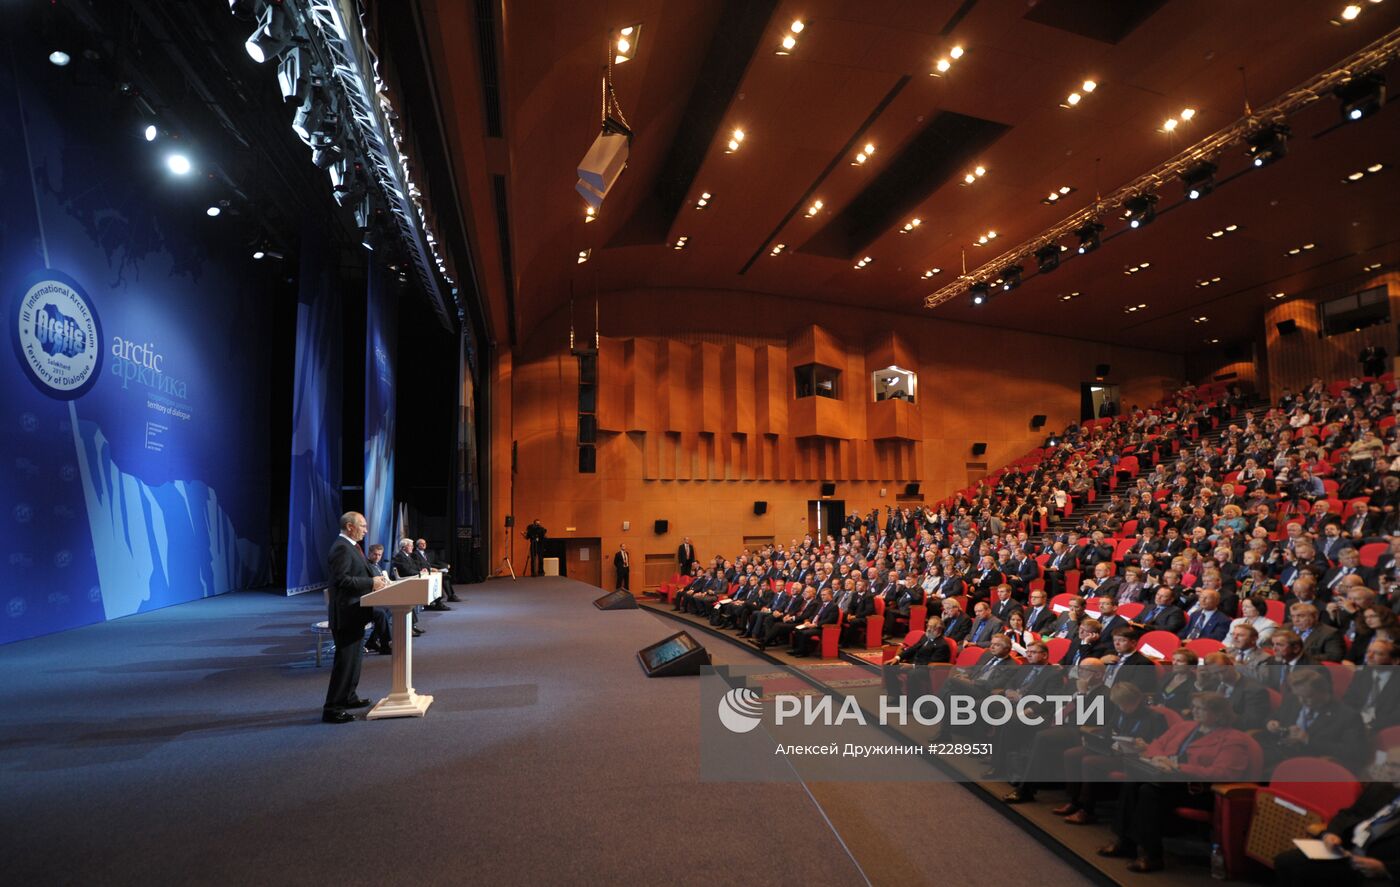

{"left": 496, "top": 287, "right": 1183, "bottom": 570}
{"left": 1265, "top": 273, "right": 1399, "bottom": 396}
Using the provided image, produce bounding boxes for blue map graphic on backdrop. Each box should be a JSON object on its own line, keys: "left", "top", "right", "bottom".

{"left": 1, "top": 59, "right": 271, "bottom": 643}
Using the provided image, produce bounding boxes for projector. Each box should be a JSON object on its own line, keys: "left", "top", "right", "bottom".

{"left": 576, "top": 119, "right": 631, "bottom": 210}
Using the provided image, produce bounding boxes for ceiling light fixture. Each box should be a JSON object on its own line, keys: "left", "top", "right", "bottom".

{"left": 725, "top": 128, "right": 745, "bottom": 153}
{"left": 1246, "top": 122, "right": 1290, "bottom": 167}
{"left": 694, "top": 191, "right": 712, "bottom": 209}
{"left": 585, "top": 205, "right": 597, "bottom": 223}
{"left": 899, "top": 218, "right": 922, "bottom": 234}
{"left": 1124, "top": 192, "right": 1158, "bottom": 228}
{"left": 932, "top": 44, "right": 965, "bottom": 76}
{"left": 166, "top": 153, "right": 193, "bottom": 176}
{"left": 1335, "top": 72, "right": 1386, "bottom": 122}
{"left": 853, "top": 256, "right": 874, "bottom": 270}
{"left": 1074, "top": 219, "right": 1103, "bottom": 254}
{"left": 577, "top": 249, "right": 591, "bottom": 264}
{"left": 922, "top": 268, "right": 942, "bottom": 278}
{"left": 770, "top": 243, "right": 786, "bottom": 256}
{"left": 805, "top": 199, "right": 823, "bottom": 218}
{"left": 853, "top": 142, "right": 876, "bottom": 165}
{"left": 1059, "top": 291, "right": 1081, "bottom": 302}
{"left": 1182, "top": 160, "right": 1218, "bottom": 199}
{"left": 975, "top": 229, "right": 998, "bottom": 245}
{"left": 969, "top": 282, "right": 989, "bottom": 306}
{"left": 615, "top": 25, "right": 640, "bottom": 64}
{"left": 1000, "top": 264, "right": 1023, "bottom": 292}
{"left": 673, "top": 235, "right": 689, "bottom": 251}
{"left": 1042, "top": 185, "right": 1076, "bottom": 205}
{"left": 48, "top": 50, "right": 71, "bottom": 67}
{"left": 1035, "top": 243, "right": 1061, "bottom": 274}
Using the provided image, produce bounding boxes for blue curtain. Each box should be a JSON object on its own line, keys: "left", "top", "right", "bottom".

{"left": 363, "top": 257, "right": 396, "bottom": 554}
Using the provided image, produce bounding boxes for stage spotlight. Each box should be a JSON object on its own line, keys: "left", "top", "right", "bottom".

{"left": 1035, "top": 243, "right": 1060, "bottom": 274}
{"left": 1335, "top": 72, "right": 1386, "bottom": 122}
{"left": 1245, "top": 123, "right": 1289, "bottom": 167}
{"left": 1000, "top": 264, "right": 1023, "bottom": 292}
{"left": 969, "top": 282, "right": 990, "bottom": 306}
{"left": 48, "top": 51, "right": 71, "bottom": 67}
{"left": 143, "top": 124, "right": 158, "bottom": 142}
{"left": 1181, "top": 161, "right": 1217, "bottom": 199}
{"left": 291, "top": 85, "right": 330, "bottom": 145}
{"left": 1124, "top": 193, "right": 1158, "bottom": 228}
{"left": 206, "top": 206, "right": 221, "bottom": 217}
{"left": 166, "top": 153, "right": 192, "bottom": 176}
{"left": 277, "top": 46, "right": 310, "bottom": 103}
{"left": 245, "top": 4, "right": 293, "bottom": 63}
{"left": 1074, "top": 219, "right": 1104, "bottom": 254}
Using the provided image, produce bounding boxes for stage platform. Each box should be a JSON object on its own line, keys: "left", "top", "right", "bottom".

{"left": 3, "top": 577, "right": 1088, "bottom": 885}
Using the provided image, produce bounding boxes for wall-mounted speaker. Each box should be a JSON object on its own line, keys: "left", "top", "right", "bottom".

{"left": 1276, "top": 319, "right": 1299, "bottom": 335}
{"left": 654, "top": 519, "right": 669, "bottom": 534}
{"left": 753, "top": 501, "right": 768, "bottom": 515}
{"left": 971, "top": 442, "right": 987, "bottom": 456}
{"left": 1030, "top": 414, "right": 1047, "bottom": 429}
{"left": 820, "top": 482, "right": 836, "bottom": 496}
{"left": 1095, "top": 363, "right": 1111, "bottom": 378}
{"left": 578, "top": 414, "right": 597, "bottom": 444}
{"left": 504, "top": 514, "right": 514, "bottom": 527}
{"left": 904, "top": 483, "right": 920, "bottom": 496}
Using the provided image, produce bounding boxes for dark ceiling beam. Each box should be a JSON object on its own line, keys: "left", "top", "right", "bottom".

{"left": 607, "top": 0, "right": 778, "bottom": 247}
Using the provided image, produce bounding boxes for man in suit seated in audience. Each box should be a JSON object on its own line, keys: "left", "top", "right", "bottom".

{"left": 881, "top": 574, "right": 925, "bottom": 638}
{"left": 1259, "top": 629, "right": 1322, "bottom": 694}
{"left": 1199, "top": 651, "right": 1271, "bottom": 729}
{"left": 968, "top": 554, "right": 1004, "bottom": 603}
{"left": 963, "top": 599, "right": 1004, "bottom": 648}
{"left": 1343, "top": 638, "right": 1400, "bottom": 729}
{"left": 744, "top": 581, "right": 797, "bottom": 638}
{"left": 1045, "top": 596, "right": 1088, "bottom": 640}
{"left": 1227, "top": 623, "right": 1271, "bottom": 679}
{"left": 1290, "top": 602, "right": 1346, "bottom": 662}
{"left": 840, "top": 581, "right": 876, "bottom": 646}
{"left": 758, "top": 585, "right": 818, "bottom": 652}
{"left": 1000, "top": 656, "right": 1104, "bottom": 800}
{"left": 883, "top": 615, "right": 952, "bottom": 698}
{"left": 1023, "top": 589, "right": 1055, "bottom": 633}
{"left": 940, "top": 597, "right": 972, "bottom": 642}
{"left": 1178, "top": 589, "right": 1231, "bottom": 642}
{"left": 1095, "top": 594, "right": 1131, "bottom": 639}
{"left": 1063, "top": 618, "right": 1112, "bottom": 671}
{"left": 1273, "top": 760, "right": 1400, "bottom": 885}
{"left": 1136, "top": 585, "right": 1187, "bottom": 634}
{"left": 940, "top": 634, "right": 1018, "bottom": 711}
{"left": 1102, "top": 627, "right": 1158, "bottom": 695}
{"left": 1042, "top": 540, "right": 1079, "bottom": 595}
{"left": 1264, "top": 668, "right": 1367, "bottom": 773}
{"left": 1323, "top": 547, "right": 1377, "bottom": 596}
{"left": 712, "top": 575, "right": 761, "bottom": 627}
{"left": 1079, "top": 562, "right": 1123, "bottom": 601}
{"left": 789, "top": 588, "right": 839, "bottom": 657}
{"left": 990, "top": 583, "right": 1022, "bottom": 624}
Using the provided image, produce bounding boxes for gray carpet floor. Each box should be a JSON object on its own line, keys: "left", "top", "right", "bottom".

{"left": 0, "top": 578, "right": 1086, "bottom": 886}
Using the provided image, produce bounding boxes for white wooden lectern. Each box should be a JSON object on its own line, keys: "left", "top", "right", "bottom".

{"left": 359, "top": 572, "right": 442, "bottom": 719}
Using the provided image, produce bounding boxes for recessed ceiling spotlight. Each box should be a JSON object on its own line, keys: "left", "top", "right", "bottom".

{"left": 1059, "top": 291, "right": 1081, "bottom": 302}
{"left": 1209, "top": 338, "right": 1220, "bottom": 344}
{"left": 931, "top": 45, "right": 965, "bottom": 76}
{"left": 1062, "top": 80, "right": 1095, "bottom": 108}
{"left": 49, "top": 50, "right": 71, "bottom": 67}
{"left": 1082, "top": 79, "right": 1097, "bottom": 93}
{"left": 1192, "top": 316, "right": 1210, "bottom": 324}
{"left": 899, "top": 218, "right": 922, "bottom": 234}
{"left": 673, "top": 235, "right": 690, "bottom": 250}
{"left": 1341, "top": 4, "right": 1363, "bottom": 21}
{"left": 585, "top": 205, "right": 597, "bottom": 223}
{"left": 1042, "top": 185, "right": 1076, "bottom": 205}
{"left": 922, "top": 268, "right": 942, "bottom": 278}
{"left": 770, "top": 243, "right": 786, "bottom": 256}
{"left": 143, "top": 124, "right": 159, "bottom": 142}
{"left": 975, "top": 229, "right": 998, "bottom": 245}
{"left": 853, "top": 256, "right": 874, "bottom": 270}
{"left": 853, "top": 142, "right": 876, "bottom": 165}
{"left": 1271, "top": 291, "right": 1287, "bottom": 300}
{"left": 805, "top": 199, "right": 824, "bottom": 218}
{"left": 166, "top": 153, "right": 193, "bottom": 176}
{"left": 1368, "top": 162, "right": 1384, "bottom": 173}
{"left": 1123, "top": 303, "right": 1148, "bottom": 314}
{"left": 206, "top": 206, "right": 221, "bottom": 217}
{"left": 725, "top": 128, "right": 745, "bottom": 153}
{"left": 694, "top": 191, "right": 712, "bottom": 209}
{"left": 778, "top": 21, "right": 805, "bottom": 55}
{"left": 1194, "top": 276, "right": 1223, "bottom": 288}
{"left": 1205, "top": 224, "right": 1241, "bottom": 240}
{"left": 1180, "top": 108, "right": 1196, "bottom": 121}
{"left": 1364, "top": 262, "right": 1383, "bottom": 271}
{"left": 577, "top": 249, "right": 591, "bottom": 264}
{"left": 950, "top": 45, "right": 964, "bottom": 59}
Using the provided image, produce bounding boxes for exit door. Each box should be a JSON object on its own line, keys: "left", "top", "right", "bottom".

{"left": 807, "top": 499, "right": 846, "bottom": 541}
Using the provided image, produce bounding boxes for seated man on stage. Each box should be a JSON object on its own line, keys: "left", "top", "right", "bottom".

{"left": 415, "top": 538, "right": 460, "bottom": 602}
{"left": 364, "top": 544, "right": 395, "bottom": 654}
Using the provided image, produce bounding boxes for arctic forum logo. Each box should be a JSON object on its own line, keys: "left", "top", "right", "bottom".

{"left": 11, "top": 270, "right": 103, "bottom": 400}
{"left": 717, "top": 687, "right": 764, "bottom": 733}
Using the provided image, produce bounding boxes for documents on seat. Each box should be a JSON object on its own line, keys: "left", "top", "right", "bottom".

{"left": 358, "top": 574, "right": 442, "bottom": 719}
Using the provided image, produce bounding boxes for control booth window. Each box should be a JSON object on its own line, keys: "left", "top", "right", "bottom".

{"left": 873, "top": 365, "right": 916, "bottom": 403}
{"left": 794, "top": 363, "right": 840, "bottom": 399}
{"left": 1319, "top": 285, "right": 1389, "bottom": 336}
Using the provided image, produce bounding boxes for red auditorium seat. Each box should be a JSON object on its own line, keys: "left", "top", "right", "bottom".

{"left": 1172, "top": 734, "right": 1267, "bottom": 879}
{"left": 955, "top": 645, "right": 984, "bottom": 667}
{"left": 1232, "top": 757, "right": 1362, "bottom": 875}
{"left": 1136, "top": 630, "right": 1181, "bottom": 658}
{"left": 1185, "top": 638, "right": 1225, "bottom": 657}
{"left": 1117, "top": 602, "right": 1144, "bottom": 620}
{"left": 1044, "top": 637, "right": 1070, "bottom": 663}
{"left": 1359, "top": 542, "right": 1388, "bottom": 568}
{"left": 1375, "top": 725, "right": 1400, "bottom": 752}
{"left": 1322, "top": 661, "right": 1353, "bottom": 698}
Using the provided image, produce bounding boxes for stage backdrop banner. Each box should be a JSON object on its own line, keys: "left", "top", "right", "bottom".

{"left": 0, "top": 54, "right": 271, "bottom": 643}
{"left": 364, "top": 257, "right": 396, "bottom": 554}
{"left": 284, "top": 230, "right": 343, "bottom": 595}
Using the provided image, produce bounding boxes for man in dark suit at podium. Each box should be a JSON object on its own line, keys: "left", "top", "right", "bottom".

{"left": 614, "top": 543, "right": 631, "bottom": 591}
{"left": 324, "top": 512, "right": 386, "bottom": 724}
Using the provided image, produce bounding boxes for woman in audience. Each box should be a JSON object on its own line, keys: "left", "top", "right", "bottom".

{"left": 1100, "top": 692, "right": 1254, "bottom": 872}
{"left": 1210, "top": 504, "right": 1247, "bottom": 543}
{"left": 1345, "top": 605, "right": 1400, "bottom": 667}
{"left": 1156, "top": 648, "right": 1199, "bottom": 715}
{"left": 1227, "top": 595, "right": 1278, "bottom": 650}
{"left": 1002, "top": 610, "right": 1037, "bottom": 651}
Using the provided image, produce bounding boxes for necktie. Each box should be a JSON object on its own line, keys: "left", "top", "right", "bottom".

{"left": 971, "top": 621, "right": 987, "bottom": 643}
{"left": 1187, "top": 614, "right": 1204, "bottom": 640}
{"left": 1296, "top": 706, "right": 1316, "bottom": 730}
{"left": 1354, "top": 799, "right": 1400, "bottom": 849}
{"left": 1019, "top": 665, "right": 1041, "bottom": 689}
{"left": 1147, "top": 606, "right": 1162, "bottom": 622}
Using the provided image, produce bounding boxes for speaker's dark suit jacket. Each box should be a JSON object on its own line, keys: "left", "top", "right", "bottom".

{"left": 329, "top": 536, "right": 375, "bottom": 634}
